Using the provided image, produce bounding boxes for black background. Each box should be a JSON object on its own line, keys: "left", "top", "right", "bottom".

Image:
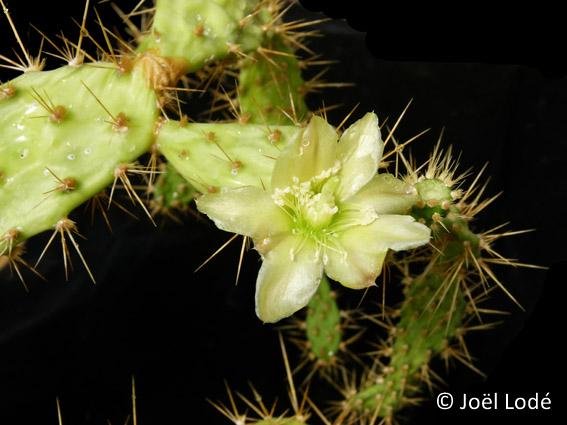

{"left": 0, "top": 1, "right": 564, "bottom": 424}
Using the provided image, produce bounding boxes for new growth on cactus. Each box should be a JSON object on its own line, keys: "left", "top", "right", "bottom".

{"left": 0, "top": 1, "right": 551, "bottom": 424}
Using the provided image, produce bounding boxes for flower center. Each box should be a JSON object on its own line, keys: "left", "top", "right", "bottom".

{"left": 272, "top": 165, "right": 342, "bottom": 236}
{"left": 300, "top": 189, "right": 338, "bottom": 229}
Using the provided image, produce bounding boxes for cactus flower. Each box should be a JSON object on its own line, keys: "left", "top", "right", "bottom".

{"left": 196, "top": 113, "right": 431, "bottom": 322}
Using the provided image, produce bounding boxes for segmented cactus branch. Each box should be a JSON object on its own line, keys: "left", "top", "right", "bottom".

{"left": 138, "top": 0, "right": 271, "bottom": 73}
{"left": 0, "top": 63, "right": 158, "bottom": 280}
{"left": 342, "top": 158, "right": 531, "bottom": 422}
{"left": 157, "top": 121, "right": 301, "bottom": 192}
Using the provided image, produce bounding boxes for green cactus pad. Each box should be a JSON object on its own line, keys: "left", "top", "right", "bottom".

{"left": 0, "top": 64, "right": 158, "bottom": 248}
{"left": 138, "top": 0, "right": 268, "bottom": 72}
{"left": 157, "top": 120, "right": 301, "bottom": 193}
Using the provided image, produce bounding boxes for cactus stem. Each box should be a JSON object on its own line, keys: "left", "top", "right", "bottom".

{"left": 286, "top": 305, "right": 364, "bottom": 380}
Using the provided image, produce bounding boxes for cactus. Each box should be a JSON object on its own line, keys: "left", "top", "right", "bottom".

{"left": 0, "top": 2, "right": 541, "bottom": 424}
{"left": 345, "top": 227, "right": 470, "bottom": 420}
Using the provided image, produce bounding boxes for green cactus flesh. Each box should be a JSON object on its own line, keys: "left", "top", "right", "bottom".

{"left": 351, "top": 265, "right": 467, "bottom": 416}
{"left": 305, "top": 275, "right": 342, "bottom": 364}
{"left": 255, "top": 420, "right": 307, "bottom": 425}
{"left": 157, "top": 120, "right": 301, "bottom": 193}
{"left": 411, "top": 178, "right": 453, "bottom": 225}
{"left": 0, "top": 64, "right": 158, "bottom": 248}
{"left": 238, "top": 36, "right": 309, "bottom": 125}
{"left": 138, "top": 0, "right": 268, "bottom": 72}
{"left": 151, "top": 162, "right": 198, "bottom": 212}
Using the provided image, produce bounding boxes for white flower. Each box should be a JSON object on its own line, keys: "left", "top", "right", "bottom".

{"left": 196, "top": 113, "right": 431, "bottom": 322}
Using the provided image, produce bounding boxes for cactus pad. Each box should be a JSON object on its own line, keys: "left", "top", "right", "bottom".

{"left": 0, "top": 64, "right": 158, "bottom": 250}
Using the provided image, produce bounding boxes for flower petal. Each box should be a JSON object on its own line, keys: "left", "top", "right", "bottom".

{"left": 195, "top": 186, "right": 289, "bottom": 238}
{"left": 370, "top": 214, "right": 431, "bottom": 251}
{"left": 255, "top": 236, "right": 324, "bottom": 323}
{"left": 271, "top": 116, "right": 338, "bottom": 189}
{"left": 345, "top": 174, "right": 418, "bottom": 214}
{"left": 324, "top": 226, "right": 388, "bottom": 289}
{"left": 325, "top": 215, "right": 430, "bottom": 289}
{"left": 335, "top": 112, "right": 382, "bottom": 201}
